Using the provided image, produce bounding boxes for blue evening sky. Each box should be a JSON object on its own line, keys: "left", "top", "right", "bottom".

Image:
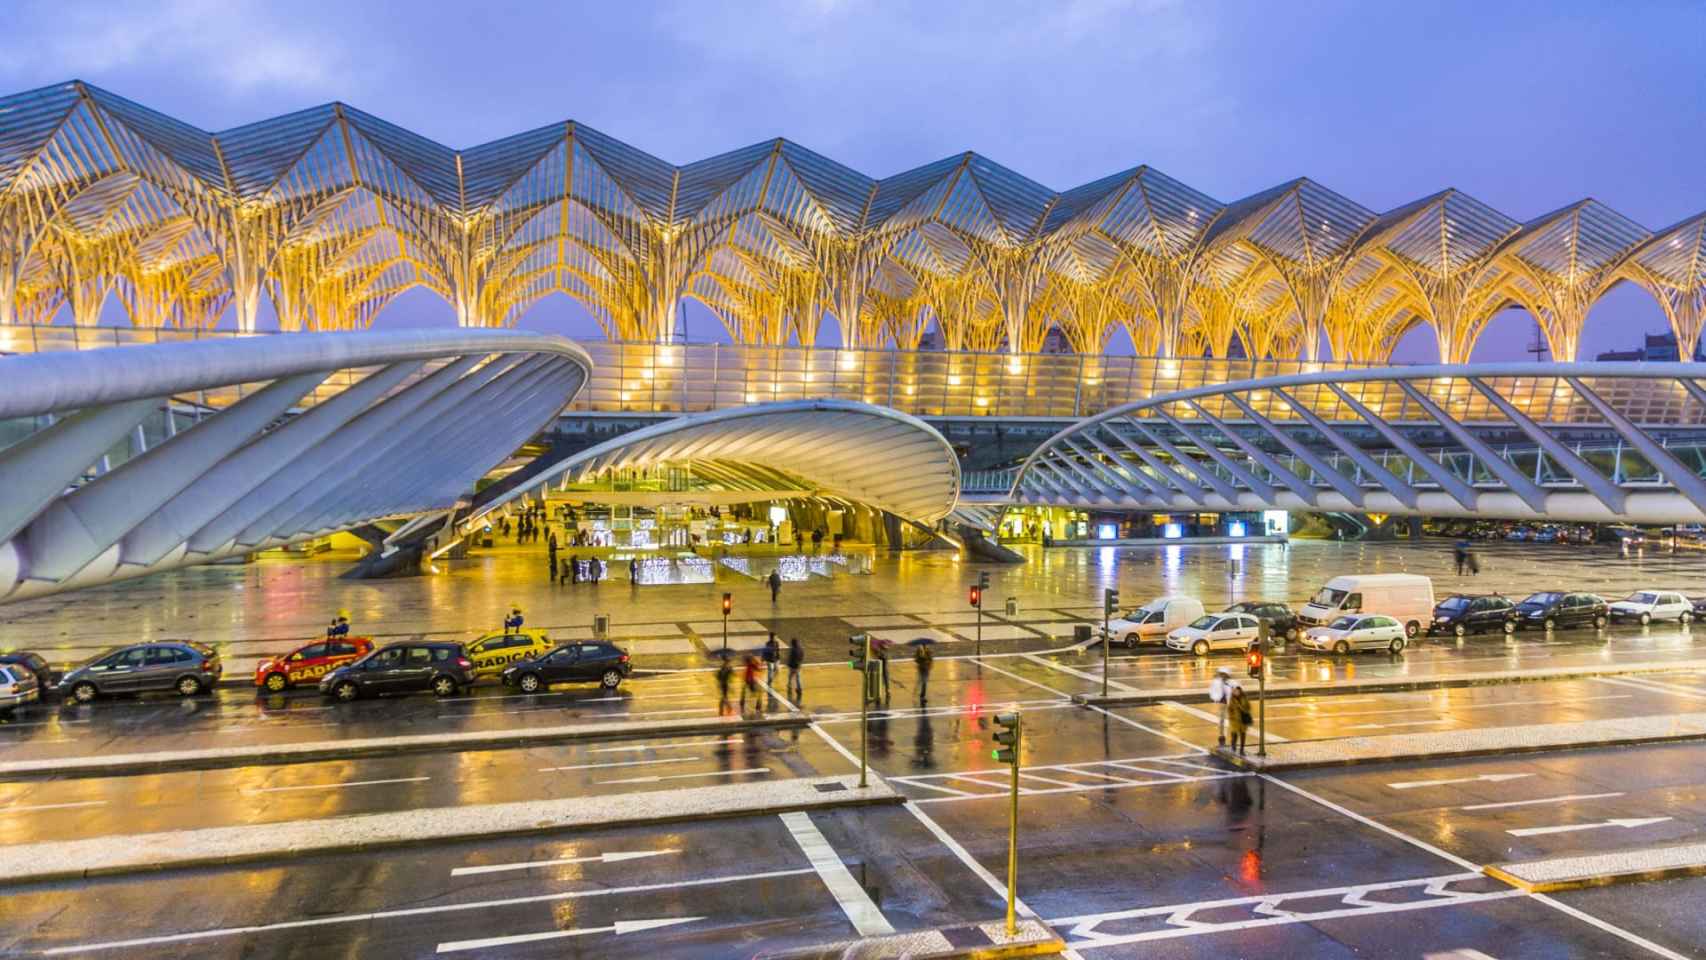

{"left": 6, "top": 0, "right": 1703, "bottom": 360}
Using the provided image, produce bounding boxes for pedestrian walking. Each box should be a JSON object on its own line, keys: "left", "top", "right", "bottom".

{"left": 570, "top": 555, "right": 581, "bottom": 584}
{"left": 740, "top": 655, "right": 761, "bottom": 714}
{"left": 1227, "top": 682, "right": 1253, "bottom": 754}
{"left": 1209, "top": 667, "right": 1231, "bottom": 747}
{"left": 914, "top": 643, "right": 934, "bottom": 703}
{"left": 811, "top": 528, "right": 824, "bottom": 553}
{"left": 629, "top": 557, "right": 639, "bottom": 584}
{"left": 716, "top": 658, "right": 733, "bottom": 715}
{"left": 1453, "top": 539, "right": 1468, "bottom": 575}
{"left": 786, "top": 637, "right": 804, "bottom": 698}
{"left": 557, "top": 557, "right": 569, "bottom": 586}
{"left": 763, "top": 634, "right": 780, "bottom": 685}
{"left": 767, "top": 569, "right": 782, "bottom": 603}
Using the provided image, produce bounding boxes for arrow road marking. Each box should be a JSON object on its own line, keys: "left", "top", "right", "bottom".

{"left": 451, "top": 848, "right": 681, "bottom": 877}
{"left": 1508, "top": 817, "right": 1672, "bottom": 837}
{"left": 538, "top": 756, "right": 700, "bottom": 773}
{"left": 1388, "top": 773, "right": 1532, "bottom": 790}
{"left": 1461, "top": 792, "right": 1624, "bottom": 811}
{"left": 597, "top": 767, "right": 770, "bottom": 785}
{"left": 436, "top": 916, "right": 702, "bottom": 953}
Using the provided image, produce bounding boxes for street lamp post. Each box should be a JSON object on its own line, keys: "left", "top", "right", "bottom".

{"left": 721, "top": 592, "right": 732, "bottom": 652}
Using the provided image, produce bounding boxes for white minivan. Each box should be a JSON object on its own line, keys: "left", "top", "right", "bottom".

{"left": 1104, "top": 596, "right": 1206, "bottom": 648}
{"left": 1297, "top": 574, "right": 1434, "bottom": 639}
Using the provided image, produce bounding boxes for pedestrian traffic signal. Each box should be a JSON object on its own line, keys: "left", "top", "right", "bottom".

{"left": 1246, "top": 645, "right": 1264, "bottom": 678}
{"left": 969, "top": 584, "right": 982, "bottom": 608}
{"left": 991, "top": 710, "right": 1022, "bottom": 764}
{"left": 1103, "top": 588, "right": 1120, "bottom": 615}
{"left": 721, "top": 592, "right": 732, "bottom": 616}
{"left": 847, "top": 633, "right": 867, "bottom": 669}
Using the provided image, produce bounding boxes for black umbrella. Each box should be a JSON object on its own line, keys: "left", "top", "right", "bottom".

{"left": 905, "top": 636, "right": 938, "bottom": 646}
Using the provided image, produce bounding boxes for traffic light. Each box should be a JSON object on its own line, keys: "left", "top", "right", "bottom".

{"left": 1103, "top": 588, "right": 1120, "bottom": 615}
{"left": 847, "top": 633, "right": 867, "bottom": 669}
{"left": 1246, "top": 644, "right": 1264, "bottom": 678}
{"left": 969, "top": 584, "right": 982, "bottom": 608}
{"left": 991, "top": 710, "right": 1022, "bottom": 764}
{"left": 721, "top": 592, "right": 732, "bottom": 616}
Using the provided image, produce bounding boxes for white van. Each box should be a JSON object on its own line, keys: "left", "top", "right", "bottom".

{"left": 1105, "top": 596, "right": 1207, "bottom": 648}
{"left": 1297, "top": 574, "right": 1434, "bottom": 639}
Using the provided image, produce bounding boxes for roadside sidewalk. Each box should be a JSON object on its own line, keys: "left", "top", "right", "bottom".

{"left": 0, "top": 774, "right": 899, "bottom": 886}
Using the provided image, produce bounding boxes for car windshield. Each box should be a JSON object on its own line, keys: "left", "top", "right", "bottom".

{"left": 1520, "top": 592, "right": 1561, "bottom": 607}
{"left": 1186, "top": 616, "right": 1219, "bottom": 630}
{"left": 1437, "top": 597, "right": 1470, "bottom": 611}
{"left": 1311, "top": 588, "right": 1348, "bottom": 607}
{"left": 1626, "top": 592, "right": 1658, "bottom": 604}
{"left": 76, "top": 646, "right": 127, "bottom": 668}
{"left": 1328, "top": 616, "right": 1359, "bottom": 630}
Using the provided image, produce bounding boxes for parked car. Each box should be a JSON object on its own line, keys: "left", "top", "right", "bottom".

{"left": 1692, "top": 596, "right": 1706, "bottom": 617}
{"left": 501, "top": 641, "right": 632, "bottom": 692}
{"left": 1222, "top": 601, "right": 1298, "bottom": 645}
{"left": 1608, "top": 591, "right": 1694, "bottom": 626}
{"left": 58, "top": 642, "right": 221, "bottom": 703}
{"left": 1428, "top": 594, "right": 1515, "bottom": 637}
{"left": 0, "top": 651, "right": 60, "bottom": 689}
{"left": 1504, "top": 592, "right": 1609, "bottom": 633}
{"left": 1104, "top": 596, "right": 1206, "bottom": 648}
{"left": 1165, "top": 613, "right": 1261, "bottom": 656}
{"left": 318, "top": 641, "right": 475, "bottom": 701}
{"left": 253, "top": 637, "right": 374, "bottom": 693}
{"left": 0, "top": 661, "right": 40, "bottom": 719}
{"left": 466, "top": 629, "right": 554, "bottom": 679}
{"left": 1297, "top": 574, "right": 1434, "bottom": 638}
{"left": 1299, "top": 614, "right": 1408, "bottom": 655}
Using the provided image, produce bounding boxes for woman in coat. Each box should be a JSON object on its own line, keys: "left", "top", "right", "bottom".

{"left": 1226, "top": 682, "right": 1253, "bottom": 754}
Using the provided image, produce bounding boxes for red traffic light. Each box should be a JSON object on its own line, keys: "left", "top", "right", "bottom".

{"left": 969, "top": 585, "right": 982, "bottom": 608}
{"left": 1246, "top": 646, "right": 1264, "bottom": 678}
{"left": 721, "top": 592, "right": 733, "bottom": 616}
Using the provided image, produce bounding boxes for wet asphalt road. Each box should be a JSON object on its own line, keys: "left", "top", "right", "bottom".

{"left": 7, "top": 584, "right": 1706, "bottom": 954}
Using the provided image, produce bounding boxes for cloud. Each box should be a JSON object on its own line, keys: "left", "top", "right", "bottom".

{"left": 0, "top": 0, "right": 359, "bottom": 99}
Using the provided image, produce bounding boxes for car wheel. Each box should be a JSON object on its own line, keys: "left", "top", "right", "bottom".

{"left": 432, "top": 675, "right": 458, "bottom": 697}
{"left": 1124, "top": 633, "right": 1139, "bottom": 650}
{"left": 1191, "top": 639, "right": 1209, "bottom": 657}
{"left": 1389, "top": 636, "right": 1406, "bottom": 654}
{"left": 1502, "top": 621, "right": 1516, "bottom": 635}
{"left": 1405, "top": 620, "right": 1421, "bottom": 639}
{"left": 176, "top": 675, "right": 202, "bottom": 697}
{"left": 1544, "top": 617, "right": 1557, "bottom": 632}
{"left": 518, "top": 672, "right": 543, "bottom": 694}
{"left": 71, "top": 682, "right": 98, "bottom": 704}
{"left": 1334, "top": 640, "right": 1351, "bottom": 655}
{"left": 334, "top": 680, "right": 359, "bottom": 702}
{"left": 601, "top": 669, "right": 622, "bottom": 690}
{"left": 1594, "top": 614, "right": 1608, "bottom": 630}
{"left": 263, "top": 672, "right": 288, "bottom": 693}
{"left": 1682, "top": 611, "right": 1694, "bottom": 625}
{"left": 1640, "top": 612, "right": 1652, "bottom": 626}
{"left": 1452, "top": 623, "right": 1466, "bottom": 637}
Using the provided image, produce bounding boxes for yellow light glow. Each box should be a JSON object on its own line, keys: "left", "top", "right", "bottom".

{"left": 948, "top": 375, "right": 961, "bottom": 386}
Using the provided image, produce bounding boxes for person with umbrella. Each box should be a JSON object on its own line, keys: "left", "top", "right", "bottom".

{"left": 913, "top": 639, "right": 934, "bottom": 703}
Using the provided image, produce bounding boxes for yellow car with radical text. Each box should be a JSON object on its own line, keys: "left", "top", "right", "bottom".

{"left": 466, "top": 629, "right": 553, "bottom": 679}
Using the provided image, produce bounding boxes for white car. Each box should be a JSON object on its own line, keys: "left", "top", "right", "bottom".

{"left": 1300, "top": 614, "right": 1407, "bottom": 655}
{"left": 1166, "top": 613, "right": 1260, "bottom": 656}
{"left": 1105, "top": 596, "right": 1205, "bottom": 648}
{"left": 1608, "top": 591, "right": 1694, "bottom": 625}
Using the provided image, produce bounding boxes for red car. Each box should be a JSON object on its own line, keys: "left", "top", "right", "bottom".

{"left": 254, "top": 637, "right": 374, "bottom": 692}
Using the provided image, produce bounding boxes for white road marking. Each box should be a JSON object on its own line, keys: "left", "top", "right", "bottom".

{"left": 1460, "top": 792, "right": 1624, "bottom": 811}
{"left": 248, "top": 776, "right": 429, "bottom": 794}
{"left": 1508, "top": 816, "right": 1672, "bottom": 837}
{"left": 1423, "top": 951, "right": 1501, "bottom": 960}
{"left": 1024, "top": 653, "right": 1136, "bottom": 692}
{"left": 1265, "top": 697, "right": 1378, "bottom": 708}
{"left": 0, "top": 799, "right": 108, "bottom": 813}
{"left": 1598, "top": 675, "right": 1706, "bottom": 701}
{"left": 1344, "top": 719, "right": 1456, "bottom": 730}
{"left": 538, "top": 756, "right": 700, "bottom": 773}
{"left": 1388, "top": 773, "right": 1533, "bottom": 791}
{"left": 596, "top": 767, "right": 770, "bottom": 785}
{"left": 451, "top": 848, "right": 679, "bottom": 877}
{"left": 43, "top": 869, "right": 812, "bottom": 955}
{"left": 588, "top": 738, "right": 739, "bottom": 753}
{"left": 1162, "top": 700, "right": 1291, "bottom": 743}
{"left": 436, "top": 916, "right": 702, "bottom": 953}
{"left": 911, "top": 770, "right": 1241, "bottom": 804}
{"left": 781, "top": 811, "right": 895, "bottom": 936}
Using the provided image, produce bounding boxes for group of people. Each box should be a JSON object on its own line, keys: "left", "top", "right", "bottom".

{"left": 500, "top": 511, "right": 549, "bottom": 545}
{"left": 717, "top": 634, "right": 807, "bottom": 715}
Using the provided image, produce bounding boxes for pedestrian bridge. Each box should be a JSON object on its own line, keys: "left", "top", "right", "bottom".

{"left": 1010, "top": 364, "right": 1706, "bottom": 526}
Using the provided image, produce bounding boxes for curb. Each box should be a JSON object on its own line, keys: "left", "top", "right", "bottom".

{"left": 0, "top": 713, "right": 810, "bottom": 782}
{"left": 1210, "top": 726, "right": 1706, "bottom": 772}
{"left": 1074, "top": 659, "right": 1706, "bottom": 709}
{"left": 0, "top": 775, "right": 902, "bottom": 887}
{"left": 1485, "top": 846, "right": 1706, "bottom": 893}
{"left": 752, "top": 919, "right": 1064, "bottom": 960}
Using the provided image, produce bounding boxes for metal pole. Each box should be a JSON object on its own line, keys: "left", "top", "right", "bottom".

{"left": 1258, "top": 631, "right": 1269, "bottom": 758}
{"left": 1102, "top": 606, "right": 1110, "bottom": 698}
{"left": 976, "top": 598, "right": 983, "bottom": 657}
{"left": 859, "top": 633, "right": 871, "bottom": 788}
{"left": 1005, "top": 711, "right": 1020, "bottom": 937}
{"left": 722, "top": 611, "right": 728, "bottom": 653}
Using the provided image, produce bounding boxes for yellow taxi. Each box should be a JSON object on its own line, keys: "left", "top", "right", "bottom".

{"left": 466, "top": 629, "right": 553, "bottom": 679}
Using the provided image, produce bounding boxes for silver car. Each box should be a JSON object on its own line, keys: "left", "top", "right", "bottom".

{"left": 1300, "top": 614, "right": 1408, "bottom": 655}
{"left": 0, "top": 662, "right": 40, "bottom": 719}
{"left": 58, "top": 642, "right": 222, "bottom": 703}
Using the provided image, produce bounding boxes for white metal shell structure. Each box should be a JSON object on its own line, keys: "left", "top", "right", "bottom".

{"left": 450, "top": 399, "right": 961, "bottom": 549}
{"left": 0, "top": 329, "right": 591, "bottom": 602}
{"left": 1013, "top": 364, "right": 1706, "bottom": 525}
